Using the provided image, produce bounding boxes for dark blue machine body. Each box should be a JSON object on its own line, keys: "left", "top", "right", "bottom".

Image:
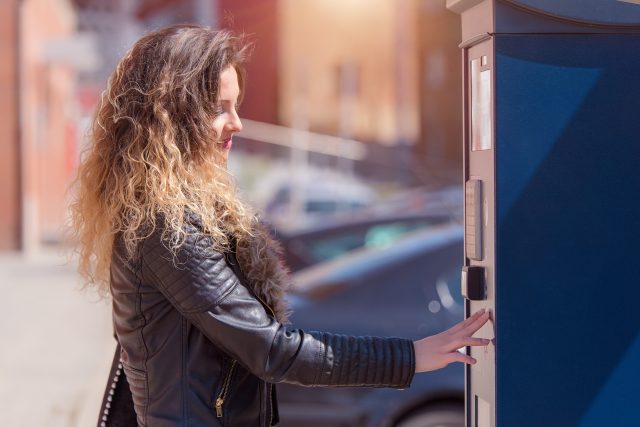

{"left": 492, "top": 7, "right": 640, "bottom": 426}
{"left": 449, "top": 0, "right": 640, "bottom": 425}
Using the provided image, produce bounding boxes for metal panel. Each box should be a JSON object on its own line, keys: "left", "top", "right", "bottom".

{"left": 464, "top": 37, "right": 496, "bottom": 427}
{"left": 451, "top": 2, "right": 640, "bottom": 427}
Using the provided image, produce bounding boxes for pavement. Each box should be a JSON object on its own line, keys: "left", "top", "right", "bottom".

{"left": 0, "top": 248, "right": 114, "bottom": 427}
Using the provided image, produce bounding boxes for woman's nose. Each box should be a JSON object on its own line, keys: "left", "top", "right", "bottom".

{"left": 227, "top": 111, "right": 243, "bottom": 133}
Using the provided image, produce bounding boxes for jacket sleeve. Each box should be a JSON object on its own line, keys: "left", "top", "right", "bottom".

{"left": 140, "top": 226, "right": 415, "bottom": 388}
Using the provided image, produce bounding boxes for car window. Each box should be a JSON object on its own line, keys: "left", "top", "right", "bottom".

{"left": 364, "top": 223, "right": 430, "bottom": 248}
{"left": 306, "top": 200, "right": 338, "bottom": 214}
{"left": 305, "top": 220, "right": 438, "bottom": 263}
{"left": 306, "top": 232, "right": 366, "bottom": 261}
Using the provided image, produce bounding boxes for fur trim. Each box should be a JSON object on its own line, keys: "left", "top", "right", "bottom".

{"left": 235, "top": 222, "right": 292, "bottom": 324}
{"left": 180, "top": 211, "right": 291, "bottom": 324}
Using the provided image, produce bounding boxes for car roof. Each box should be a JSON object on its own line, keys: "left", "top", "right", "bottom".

{"left": 291, "top": 223, "right": 463, "bottom": 294}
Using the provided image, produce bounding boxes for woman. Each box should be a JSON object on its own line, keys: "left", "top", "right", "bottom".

{"left": 71, "top": 24, "right": 490, "bottom": 427}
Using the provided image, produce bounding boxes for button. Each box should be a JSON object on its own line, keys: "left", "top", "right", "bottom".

{"left": 461, "top": 266, "right": 486, "bottom": 300}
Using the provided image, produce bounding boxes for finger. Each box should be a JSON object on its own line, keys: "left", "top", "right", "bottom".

{"left": 459, "top": 311, "right": 491, "bottom": 336}
{"left": 443, "top": 336, "right": 489, "bottom": 352}
{"left": 447, "top": 337, "right": 490, "bottom": 351}
{"left": 445, "top": 310, "right": 486, "bottom": 336}
{"left": 448, "top": 351, "right": 477, "bottom": 365}
{"left": 446, "top": 309, "right": 486, "bottom": 335}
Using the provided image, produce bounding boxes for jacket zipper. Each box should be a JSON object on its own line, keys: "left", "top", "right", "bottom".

{"left": 215, "top": 360, "right": 237, "bottom": 418}
{"left": 268, "top": 382, "right": 274, "bottom": 426}
{"left": 250, "top": 293, "right": 277, "bottom": 427}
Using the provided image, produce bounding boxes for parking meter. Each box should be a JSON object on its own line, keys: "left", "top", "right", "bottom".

{"left": 447, "top": 1, "right": 640, "bottom": 426}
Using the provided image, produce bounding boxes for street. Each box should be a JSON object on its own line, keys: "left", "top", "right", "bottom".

{"left": 0, "top": 249, "right": 113, "bottom": 427}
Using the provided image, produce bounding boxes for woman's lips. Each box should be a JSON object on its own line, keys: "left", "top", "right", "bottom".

{"left": 220, "top": 138, "right": 232, "bottom": 150}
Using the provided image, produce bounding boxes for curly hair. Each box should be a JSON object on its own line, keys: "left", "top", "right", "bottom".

{"left": 69, "top": 25, "right": 290, "bottom": 321}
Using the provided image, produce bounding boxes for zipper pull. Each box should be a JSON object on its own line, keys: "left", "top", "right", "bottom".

{"left": 215, "top": 398, "right": 224, "bottom": 418}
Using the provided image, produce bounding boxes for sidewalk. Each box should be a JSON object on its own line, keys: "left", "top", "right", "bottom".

{"left": 0, "top": 248, "right": 113, "bottom": 427}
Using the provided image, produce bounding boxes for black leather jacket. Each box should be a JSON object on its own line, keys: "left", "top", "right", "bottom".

{"left": 108, "top": 218, "right": 415, "bottom": 426}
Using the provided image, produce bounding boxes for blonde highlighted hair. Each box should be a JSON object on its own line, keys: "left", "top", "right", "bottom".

{"left": 69, "top": 24, "right": 290, "bottom": 321}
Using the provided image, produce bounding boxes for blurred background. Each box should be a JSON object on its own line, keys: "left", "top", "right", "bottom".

{"left": 0, "top": 1, "right": 467, "bottom": 426}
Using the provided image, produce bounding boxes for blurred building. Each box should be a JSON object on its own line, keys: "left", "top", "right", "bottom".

{"left": 0, "top": 0, "right": 83, "bottom": 251}
{"left": 0, "top": 0, "right": 20, "bottom": 250}
{"left": 418, "top": 0, "right": 462, "bottom": 166}
{"left": 220, "top": 0, "right": 461, "bottom": 179}
{"left": 217, "top": 0, "right": 279, "bottom": 124}
{"left": 278, "top": 0, "right": 421, "bottom": 146}
{"left": 21, "top": 0, "right": 80, "bottom": 249}
{"left": 73, "top": 0, "right": 141, "bottom": 113}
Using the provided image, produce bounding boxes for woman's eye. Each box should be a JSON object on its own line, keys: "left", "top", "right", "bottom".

{"left": 212, "top": 102, "right": 239, "bottom": 117}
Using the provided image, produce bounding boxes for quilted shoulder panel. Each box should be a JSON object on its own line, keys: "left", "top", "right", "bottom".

{"left": 140, "top": 223, "right": 239, "bottom": 313}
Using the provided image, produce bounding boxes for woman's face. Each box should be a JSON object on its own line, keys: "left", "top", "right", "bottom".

{"left": 212, "top": 65, "right": 243, "bottom": 162}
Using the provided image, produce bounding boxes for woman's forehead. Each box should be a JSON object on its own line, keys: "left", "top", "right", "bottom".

{"left": 218, "top": 66, "right": 240, "bottom": 101}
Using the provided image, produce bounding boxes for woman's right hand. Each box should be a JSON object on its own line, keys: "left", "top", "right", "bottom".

{"left": 413, "top": 309, "right": 491, "bottom": 373}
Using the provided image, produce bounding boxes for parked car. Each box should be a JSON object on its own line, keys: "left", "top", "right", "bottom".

{"left": 271, "top": 212, "right": 455, "bottom": 272}
{"left": 278, "top": 224, "right": 465, "bottom": 427}
{"left": 265, "top": 179, "right": 376, "bottom": 228}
